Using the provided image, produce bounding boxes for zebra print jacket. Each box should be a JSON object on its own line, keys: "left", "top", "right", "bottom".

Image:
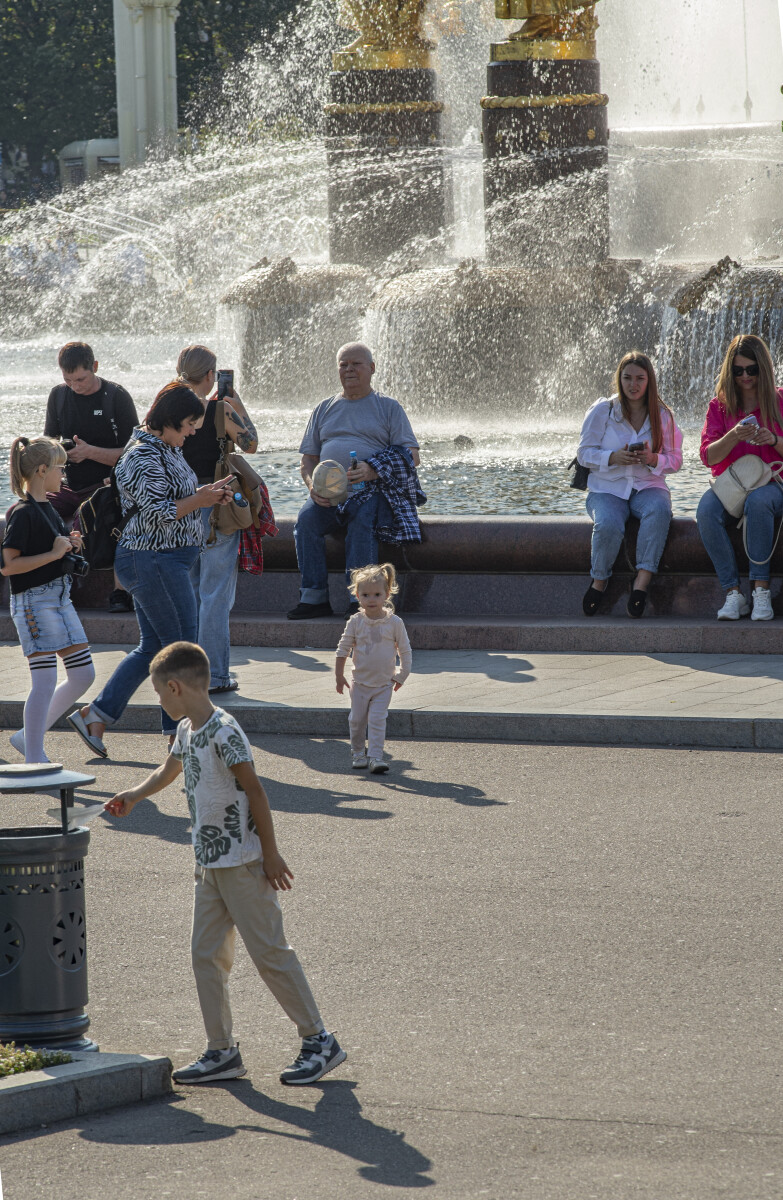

{"left": 115, "top": 428, "right": 204, "bottom": 552}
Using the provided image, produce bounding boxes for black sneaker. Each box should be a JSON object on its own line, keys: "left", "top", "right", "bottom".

{"left": 345, "top": 600, "right": 360, "bottom": 617}
{"left": 279, "top": 1031, "right": 346, "bottom": 1086}
{"left": 108, "top": 588, "right": 134, "bottom": 613}
{"left": 173, "top": 1044, "right": 247, "bottom": 1084}
{"left": 287, "top": 602, "right": 333, "bottom": 621}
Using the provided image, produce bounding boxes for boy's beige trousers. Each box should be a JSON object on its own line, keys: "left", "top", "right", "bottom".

{"left": 191, "top": 861, "right": 323, "bottom": 1050}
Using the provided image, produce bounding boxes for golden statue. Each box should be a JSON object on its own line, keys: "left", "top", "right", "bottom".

{"left": 335, "top": 0, "right": 433, "bottom": 68}
{"left": 494, "top": 0, "right": 600, "bottom": 59}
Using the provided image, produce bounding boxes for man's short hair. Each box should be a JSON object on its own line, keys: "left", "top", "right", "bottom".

{"left": 58, "top": 342, "right": 95, "bottom": 373}
{"left": 150, "top": 642, "right": 210, "bottom": 689}
{"left": 336, "top": 342, "right": 374, "bottom": 365}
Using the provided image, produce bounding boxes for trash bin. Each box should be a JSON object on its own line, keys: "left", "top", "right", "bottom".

{"left": 0, "top": 764, "right": 97, "bottom": 1050}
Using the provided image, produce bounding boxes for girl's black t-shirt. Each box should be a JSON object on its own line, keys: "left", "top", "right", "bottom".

{"left": 2, "top": 498, "right": 69, "bottom": 595}
{"left": 182, "top": 398, "right": 219, "bottom": 482}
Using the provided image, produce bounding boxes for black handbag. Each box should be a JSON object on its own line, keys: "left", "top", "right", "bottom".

{"left": 568, "top": 457, "right": 590, "bottom": 490}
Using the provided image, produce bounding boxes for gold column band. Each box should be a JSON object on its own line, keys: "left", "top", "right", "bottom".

{"left": 480, "top": 92, "right": 608, "bottom": 109}
{"left": 325, "top": 100, "right": 444, "bottom": 115}
{"left": 490, "top": 37, "right": 595, "bottom": 61}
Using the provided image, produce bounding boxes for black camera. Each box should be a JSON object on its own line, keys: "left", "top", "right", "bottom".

{"left": 62, "top": 552, "right": 90, "bottom": 578}
{"left": 60, "top": 438, "right": 76, "bottom": 452}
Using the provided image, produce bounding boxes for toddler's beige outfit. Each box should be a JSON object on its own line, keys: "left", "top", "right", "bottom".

{"left": 336, "top": 609, "right": 412, "bottom": 760}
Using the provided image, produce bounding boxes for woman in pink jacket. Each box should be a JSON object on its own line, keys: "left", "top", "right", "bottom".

{"left": 696, "top": 334, "right": 783, "bottom": 622}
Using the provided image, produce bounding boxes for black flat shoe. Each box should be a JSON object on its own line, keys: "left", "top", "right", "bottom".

{"left": 582, "top": 584, "right": 605, "bottom": 617}
{"left": 627, "top": 589, "right": 647, "bottom": 618}
{"left": 287, "top": 602, "right": 333, "bottom": 621}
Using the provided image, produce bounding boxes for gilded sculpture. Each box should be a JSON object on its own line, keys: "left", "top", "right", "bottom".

{"left": 495, "top": 0, "right": 599, "bottom": 41}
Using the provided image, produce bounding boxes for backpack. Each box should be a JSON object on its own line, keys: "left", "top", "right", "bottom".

{"left": 77, "top": 471, "right": 137, "bottom": 570}
{"left": 53, "top": 381, "right": 122, "bottom": 444}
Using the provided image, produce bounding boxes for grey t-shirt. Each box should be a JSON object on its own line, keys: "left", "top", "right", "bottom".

{"left": 299, "top": 391, "right": 418, "bottom": 490}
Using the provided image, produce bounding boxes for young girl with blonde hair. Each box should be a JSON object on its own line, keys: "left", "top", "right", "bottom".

{"left": 335, "top": 562, "right": 412, "bottom": 774}
{"left": 1, "top": 437, "right": 95, "bottom": 762}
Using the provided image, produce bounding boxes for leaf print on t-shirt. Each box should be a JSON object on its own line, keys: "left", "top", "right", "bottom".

{"left": 224, "top": 801, "right": 243, "bottom": 843}
{"left": 195, "top": 824, "right": 232, "bottom": 865}
{"left": 220, "top": 727, "right": 253, "bottom": 768}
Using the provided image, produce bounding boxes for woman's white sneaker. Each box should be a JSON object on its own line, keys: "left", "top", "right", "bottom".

{"left": 751, "top": 588, "right": 774, "bottom": 621}
{"left": 717, "top": 591, "right": 750, "bottom": 620}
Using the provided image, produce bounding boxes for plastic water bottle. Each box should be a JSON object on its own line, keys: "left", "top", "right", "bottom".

{"left": 350, "top": 450, "right": 365, "bottom": 490}
{"left": 232, "top": 491, "right": 248, "bottom": 508}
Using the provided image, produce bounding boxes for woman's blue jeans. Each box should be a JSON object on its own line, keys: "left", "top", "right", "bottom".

{"left": 91, "top": 545, "right": 199, "bottom": 733}
{"left": 293, "top": 494, "right": 380, "bottom": 604}
{"left": 586, "top": 488, "right": 672, "bottom": 581}
{"left": 190, "top": 510, "right": 240, "bottom": 689}
{"left": 697, "top": 482, "right": 783, "bottom": 589}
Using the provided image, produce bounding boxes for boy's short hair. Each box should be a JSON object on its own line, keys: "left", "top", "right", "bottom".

{"left": 58, "top": 341, "right": 95, "bottom": 372}
{"left": 150, "top": 641, "right": 210, "bottom": 689}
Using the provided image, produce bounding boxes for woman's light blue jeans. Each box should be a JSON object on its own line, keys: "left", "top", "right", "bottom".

{"left": 697, "top": 481, "right": 783, "bottom": 589}
{"left": 294, "top": 493, "right": 380, "bottom": 604}
{"left": 90, "top": 544, "right": 199, "bottom": 734}
{"left": 586, "top": 488, "right": 672, "bottom": 581}
{"left": 190, "top": 511, "right": 240, "bottom": 689}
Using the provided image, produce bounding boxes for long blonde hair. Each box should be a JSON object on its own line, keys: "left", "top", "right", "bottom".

{"left": 349, "top": 562, "right": 399, "bottom": 613}
{"left": 9, "top": 437, "right": 67, "bottom": 499}
{"left": 176, "top": 344, "right": 216, "bottom": 386}
{"left": 716, "top": 334, "right": 778, "bottom": 428}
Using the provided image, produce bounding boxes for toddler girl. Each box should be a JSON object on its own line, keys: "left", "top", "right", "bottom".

{"left": 335, "top": 563, "right": 412, "bottom": 774}
{"left": 1, "top": 437, "right": 95, "bottom": 763}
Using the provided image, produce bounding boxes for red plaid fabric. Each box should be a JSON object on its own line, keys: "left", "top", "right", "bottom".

{"left": 238, "top": 479, "right": 278, "bottom": 575}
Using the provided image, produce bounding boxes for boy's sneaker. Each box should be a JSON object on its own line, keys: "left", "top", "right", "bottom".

{"left": 172, "top": 1044, "right": 247, "bottom": 1084}
{"left": 751, "top": 588, "right": 774, "bottom": 621}
{"left": 279, "top": 1031, "right": 347, "bottom": 1086}
{"left": 716, "top": 591, "right": 750, "bottom": 620}
{"left": 368, "top": 758, "right": 389, "bottom": 774}
{"left": 351, "top": 752, "right": 368, "bottom": 769}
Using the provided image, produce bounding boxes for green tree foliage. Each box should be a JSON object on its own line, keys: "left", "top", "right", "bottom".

{"left": 0, "top": 0, "right": 117, "bottom": 173}
{"left": 0, "top": 0, "right": 300, "bottom": 171}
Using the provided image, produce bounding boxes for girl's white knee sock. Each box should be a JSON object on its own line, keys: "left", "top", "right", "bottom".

{"left": 45, "top": 647, "right": 95, "bottom": 731}
{"left": 24, "top": 654, "right": 58, "bottom": 763}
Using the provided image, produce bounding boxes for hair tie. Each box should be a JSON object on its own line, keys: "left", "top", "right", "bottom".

{"left": 19, "top": 437, "right": 29, "bottom": 447}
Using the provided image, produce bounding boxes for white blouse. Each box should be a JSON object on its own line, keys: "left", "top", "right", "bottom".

{"left": 577, "top": 396, "right": 683, "bottom": 500}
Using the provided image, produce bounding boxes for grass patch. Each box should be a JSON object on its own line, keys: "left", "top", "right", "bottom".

{"left": 0, "top": 1043, "right": 72, "bottom": 1077}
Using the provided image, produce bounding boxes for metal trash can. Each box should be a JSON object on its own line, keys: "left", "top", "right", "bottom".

{"left": 0, "top": 764, "right": 97, "bottom": 1050}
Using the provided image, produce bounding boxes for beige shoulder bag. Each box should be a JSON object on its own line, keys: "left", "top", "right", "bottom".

{"left": 709, "top": 453, "right": 783, "bottom": 564}
{"left": 208, "top": 400, "right": 264, "bottom": 543}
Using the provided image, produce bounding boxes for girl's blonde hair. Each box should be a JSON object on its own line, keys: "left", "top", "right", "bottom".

{"left": 9, "top": 437, "right": 67, "bottom": 499}
{"left": 349, "top": 562, "right": 399, "bottom": 612}
{"left": 176, "top": 344, "right": 217, "bottom": 386}
{"left": 715, "top": 334, "right": 778, "bottom": 427}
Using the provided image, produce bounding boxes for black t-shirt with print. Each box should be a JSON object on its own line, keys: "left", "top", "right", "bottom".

{"left": 2, "top": 498, "right": 70, "bottom": 595}
{"left": 43, "top": 380, "right": 138, "bottom": 491}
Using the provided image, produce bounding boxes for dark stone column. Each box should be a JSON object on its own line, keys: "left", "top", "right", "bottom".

{"left": 325, "top": 68, "right": 446, "bottom": 267}
{"left": 482, "top": 56, "right": 609, "bottom": 267}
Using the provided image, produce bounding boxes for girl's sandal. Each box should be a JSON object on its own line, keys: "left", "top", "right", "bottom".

{"left": 582, "top": 584, "right": 605, "bottom": 617}
{"left": 627, "top": 589, "right": 648, "bottom": 618}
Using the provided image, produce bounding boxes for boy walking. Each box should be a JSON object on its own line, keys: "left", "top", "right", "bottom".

{"left": 106, "top": 641, "right": 346, "bottom": 1086}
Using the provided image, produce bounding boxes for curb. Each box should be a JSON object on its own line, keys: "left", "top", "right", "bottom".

{"left": 0, "top": 702, "right": 779, "bottom": 751}
{"left": 0, "top": 1052, "right": 172, "bottom": 1137}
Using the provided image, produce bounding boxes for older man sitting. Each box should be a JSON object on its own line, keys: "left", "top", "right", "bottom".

{"left": 287, "top": 342, "right": 420, "bottom": 620}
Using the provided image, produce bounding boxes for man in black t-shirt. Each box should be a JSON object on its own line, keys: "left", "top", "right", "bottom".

{"left": 44, "top": 340, "right": 139, "bottom": 611}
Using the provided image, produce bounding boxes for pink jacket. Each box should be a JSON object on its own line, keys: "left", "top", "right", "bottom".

{"left": 700, "top": 387, "right": 783, "bottom": 476}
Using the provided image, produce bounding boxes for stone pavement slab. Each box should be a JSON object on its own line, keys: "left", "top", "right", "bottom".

{"left": 0, "top": 642, "right": 782, "bottom": 749}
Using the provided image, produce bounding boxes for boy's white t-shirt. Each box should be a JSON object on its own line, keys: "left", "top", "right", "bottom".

{"left": 171, "top": 707, "right": 263, "bottom": 869}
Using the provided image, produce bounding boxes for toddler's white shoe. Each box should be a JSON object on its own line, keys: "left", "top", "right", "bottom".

{"left": 368, "top": 758, "right": 389, "bottom": 774}
{"left": 716, "top": 591, "right": 750, "bottom": 620}
{"left": 751, "top": 588, "right": 774, "bottom": 621}
{"left": 351, "top": 752, "right": 368, "bottom": 769}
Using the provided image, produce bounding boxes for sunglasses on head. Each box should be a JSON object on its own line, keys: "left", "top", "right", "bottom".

{"left": 732, "top": 363, "right": 760, "bottom": 377}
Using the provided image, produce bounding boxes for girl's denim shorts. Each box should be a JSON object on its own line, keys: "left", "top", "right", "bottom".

{"left": 10, "top": 576, "right": 88, "bottom": 658}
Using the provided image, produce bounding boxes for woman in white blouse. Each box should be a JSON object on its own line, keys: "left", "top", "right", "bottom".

{"left": 577, "top": 352, "right": 683, "bottom": 618}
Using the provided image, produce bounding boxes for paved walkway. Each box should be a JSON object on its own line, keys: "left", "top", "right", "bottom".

{"left": 0, "top": 642, "right": 782, "bottom": 749}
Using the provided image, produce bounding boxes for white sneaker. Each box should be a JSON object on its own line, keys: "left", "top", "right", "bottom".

{"left": 351, "top": 752, "right": 368, "bottom": 769}
{"left": 9, "top": 730, "right": 25, "bottom": 757}
{"left": 751, "top": 588, "right": 774, "bottom": 621}
{"left": 368, "top": 758, "right": 389, "bottom": 774}
{"left": 717, "top": 591, "right": 750, "bottom": 620}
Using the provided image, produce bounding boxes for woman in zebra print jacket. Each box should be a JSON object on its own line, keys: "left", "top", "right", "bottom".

{"left": 68, "top": 383, "right": 234, "bottom": 755}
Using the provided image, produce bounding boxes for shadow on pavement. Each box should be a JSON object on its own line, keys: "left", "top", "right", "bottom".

{"left": 76, "top": 1080, "right": 434, "bottom": 1187}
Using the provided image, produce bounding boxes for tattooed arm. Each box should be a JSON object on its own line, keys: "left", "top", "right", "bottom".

{"left": 223, "top": 395, "right": 259, "bottom": 453}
